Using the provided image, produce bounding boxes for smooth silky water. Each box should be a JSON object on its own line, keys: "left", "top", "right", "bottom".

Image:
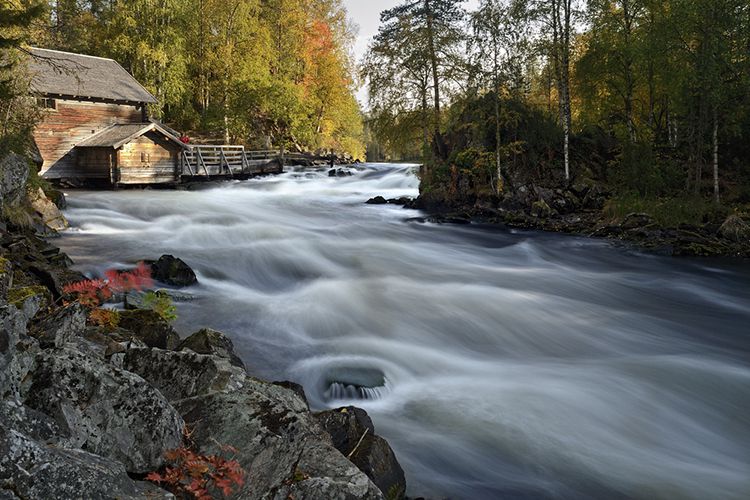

{"left": 56, "top": 164, "right": 750, "bottom": 499}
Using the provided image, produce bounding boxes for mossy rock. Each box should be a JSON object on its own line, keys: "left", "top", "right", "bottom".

{"left": 8, "top": 285, "right": 52, "bottom": 319}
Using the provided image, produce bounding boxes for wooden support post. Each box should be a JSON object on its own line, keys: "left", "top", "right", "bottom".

{"left": 198, "top": 149, "right": 210, "bottom": 177}
{"left": 220, "top": 148, "right": 233, "bottom": 177}
{"left": 241, "top": 150, "right": 249, "bottom": 174}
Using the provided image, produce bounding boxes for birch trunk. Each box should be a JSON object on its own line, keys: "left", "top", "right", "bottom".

{"left": 713, "top": 106, "right": 720, "bottom": 204}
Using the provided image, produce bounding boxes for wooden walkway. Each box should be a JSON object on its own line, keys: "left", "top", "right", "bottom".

{"left": 180, "top": 145, "right": 341, "bottom": 178}
{"left": 180, "top": 146, "right": 283, "bottom": 178}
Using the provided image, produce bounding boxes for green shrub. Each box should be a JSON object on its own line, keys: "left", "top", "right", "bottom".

{"left": 142, "top": 291, "right": 178, "bottom": 323}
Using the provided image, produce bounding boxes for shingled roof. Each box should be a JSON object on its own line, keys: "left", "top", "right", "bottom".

{"left": 28, "top": 47, "right": 158, "bottom": 105}
{"left": 76, "top": 123, "right": 187, "bottom": 149}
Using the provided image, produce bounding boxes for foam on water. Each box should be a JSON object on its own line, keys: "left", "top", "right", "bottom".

{"left": 57, "top": 163, "right": 750, "bottom": 500}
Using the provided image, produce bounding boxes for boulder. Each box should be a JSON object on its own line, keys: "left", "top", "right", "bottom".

{"left": 0, "top": 153, "right": 30, "bottom": 208}
{"left": 0, "top": 423, "right": 169, "bottom": 500}
{"left": 621, "top": 212, "right": 655, "bottom": 230}
{"left": 366, "top": 196, "right": 388, "bottom": 205}
{"left": 23, "top": 347, "right": 184, "bottom": 473}
{"left": 0, "top": 305, "right": 28, "bottom": 400}
{"left": 7, "top": 285, "right": 51, "bottom": 320}
{"left": 0, "top": 400, "right": 62, "bottom": 443}
{"left": 174, "top": 379, "right": 384, "bottom": 500}
{"left": 149, "top": 254, "right": 197, "bottom": 287}
{"left": 316, "top": 406, "right": 406, "bottom": 499}
{"left": 718, "top": 215, "right": 750, "bottom": 243}
{"left": 118, "top": 309, "right": 181, "bottom": 350}
{"left": 122, "top": 347, "right": 246, "bottom": 401}
{"left": 29, "top": 302, "right": 85, "bottom": 349}
{"left": 179, "top": 328, "right": 245, "bottom": 369}
{"left": 29, "top": 187, "right": 69, "bottom": 232}
{"left": 531, "top": 199, "right": 554, "bottom": 218}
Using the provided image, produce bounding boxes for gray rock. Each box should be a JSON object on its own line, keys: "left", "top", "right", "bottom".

{"left": 0, "top": 423, "right": 170, "bottom": 500}
{"left": 149, "top": 254, "right": 198, "bottom": 287}
{"left": 0, "top": 305, "right": 28, "bottom": 400}
{"left": 0, "top": 399, "right": 62, "bottom": 443}
{"left": 118, "top": 309, "right": 181, "bottom": 349}
{"left": 29, "top": 302, "right": 85, "bottom": 349}
{"left": 23, "top": 347, "right": 184, "bottom": 473}
{"left": 0, "top": 153, "right": 30, "bottom": 208}
{"left": 316, "top": 406, "right": 406, "bottom": 499}
{"left": 179, "top": 328, "right": 246, "bottom": 369}
{"left": 719, "top": 215, "right": 750, "bottom": 243}
{"left": 7, "top": 285, "right": 51, "bottom": 320}
{"left": 174, "top": 379, "right": 384, "bottom": 500}
{"left": 123, "top": 347, "right": 246, "bottom": 401}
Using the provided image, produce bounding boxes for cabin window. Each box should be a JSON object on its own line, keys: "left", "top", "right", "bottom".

{"left": 36, "top": 98, "right": 57, "bottom": 110}
{"left": 141, "top": 152, "right": 150, "bottom": 164}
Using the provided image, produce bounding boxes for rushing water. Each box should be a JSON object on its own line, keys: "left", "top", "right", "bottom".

{"left": 57, "top": 164, "right": 750, "bottom": 500}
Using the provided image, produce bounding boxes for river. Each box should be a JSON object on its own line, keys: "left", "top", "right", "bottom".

{"left": 57, "top": 163, "right": 750, "bottom": 500}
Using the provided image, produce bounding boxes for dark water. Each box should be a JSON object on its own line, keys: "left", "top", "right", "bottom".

{"left": 57, "top": 164, "right": 750, "bottom": 500}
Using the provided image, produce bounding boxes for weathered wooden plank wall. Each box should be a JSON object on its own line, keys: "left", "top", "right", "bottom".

{"left": 33, "top": 99, "right": 142, "bottom": 178}
{"left": 118, "top": 134, "right": 179, "bottom": 184}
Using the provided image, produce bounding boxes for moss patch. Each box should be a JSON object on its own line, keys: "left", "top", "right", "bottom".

{"left": 8, "top": 285, "right": 51, "bottom": 309}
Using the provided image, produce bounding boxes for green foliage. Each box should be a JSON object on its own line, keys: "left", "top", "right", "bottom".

{"left": 142, "top": 291, "right": 177, "bottom": 323}
{"left": 29, "top": 0, "right": 365, "bottom": 159}
{"left": 603, "top": 194, "right": 730, "bottom": 227}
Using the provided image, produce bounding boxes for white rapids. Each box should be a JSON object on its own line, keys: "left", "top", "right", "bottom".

{"left": 57, "top": 163, "right": 750, "bottom": 500}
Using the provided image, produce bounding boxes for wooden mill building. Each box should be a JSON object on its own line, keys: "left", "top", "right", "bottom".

{"left": 29, "top": 47, "right": 189, "bottom": 185}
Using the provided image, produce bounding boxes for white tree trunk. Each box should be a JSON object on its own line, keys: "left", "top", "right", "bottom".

{"left": 713, "top": 106, "right": 720, "bottom": 204}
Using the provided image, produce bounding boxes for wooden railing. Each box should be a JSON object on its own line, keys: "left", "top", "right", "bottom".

{"left": 181, "top": 146, "right": 281, "bottom": 177}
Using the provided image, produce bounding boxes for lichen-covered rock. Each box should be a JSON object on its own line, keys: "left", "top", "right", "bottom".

{"left": 149, "top": 254, "right": 198, "bottom": 287}
{"left": 316, "top": 406, "right": 406, "bottom": 500}
{"left": 0, "top": 423, "right": 170, "bottom": 500}
{"left": 0, "top": 305, "right": 28, "bottom": 400}
{"left": 122, "top": 347, "right": 246, "bottom": 401}
{"left": 175, "top": 379, "right": 384, "bottom": 500}
{"left": 23, "top": 347, "right": 184, "bottom": 473}
{"left": 29, "top": 187, "right": 69, "bottom": 232}
{"left": 0, "top": 400, "right": 62, "bottom": 443}
{"left": 29, "top": 302, "right": 85, "bottom": 349}
{"left": 531, "top": 199, "right": 554, "bottom": 218}
{"left": 0, "top": 153, "right": 30, "bottom": 208}
{"left": 7, "top": 285, "right": 51, "bottom": 320}
{"left": 179, "top": 328, "right": 246, "bottom": 369}
{"left": 719, "top": 215, "right": 750, "bottom": 243}
{"left": 118, "top": 309, "right": 181, "bottom": 349}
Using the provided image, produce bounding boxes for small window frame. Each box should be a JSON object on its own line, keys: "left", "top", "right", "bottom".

{"left": 36, "top": 97, "right": 57, "bottom": 110}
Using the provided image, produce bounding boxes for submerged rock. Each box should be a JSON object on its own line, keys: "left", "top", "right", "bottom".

{"left": 366, "top": 196, "right": 388, "bottom": 205}
{"left": 316, "top": 406, "right": 406, "bottom": 499}
{"left": 23, "top": 347, "right": 184, "bottom": 473}
{"left": 149, "top": 254, "right": 197, "bottom": 287}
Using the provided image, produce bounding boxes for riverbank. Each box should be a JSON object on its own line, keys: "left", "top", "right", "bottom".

{"left": 1, "top": 153, "right": 406, "bottom": 499}
{"left": 406, "top": 183, "right": 750, "bottom": 258}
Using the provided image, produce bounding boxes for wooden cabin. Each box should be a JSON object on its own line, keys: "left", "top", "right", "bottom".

{"left": 29, "top": 47, "right": 186, "bottom": 185}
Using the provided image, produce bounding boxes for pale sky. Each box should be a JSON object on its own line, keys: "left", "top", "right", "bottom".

{"left": 342, "top": 0, "right": 479, "bottom": 106}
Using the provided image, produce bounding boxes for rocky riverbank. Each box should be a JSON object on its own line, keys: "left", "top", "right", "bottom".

{"left": 1, "top": 152, "right": 407, "bottom": 499}
{"left": 400, "top": 182, "right": 750, "bottom": 258}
